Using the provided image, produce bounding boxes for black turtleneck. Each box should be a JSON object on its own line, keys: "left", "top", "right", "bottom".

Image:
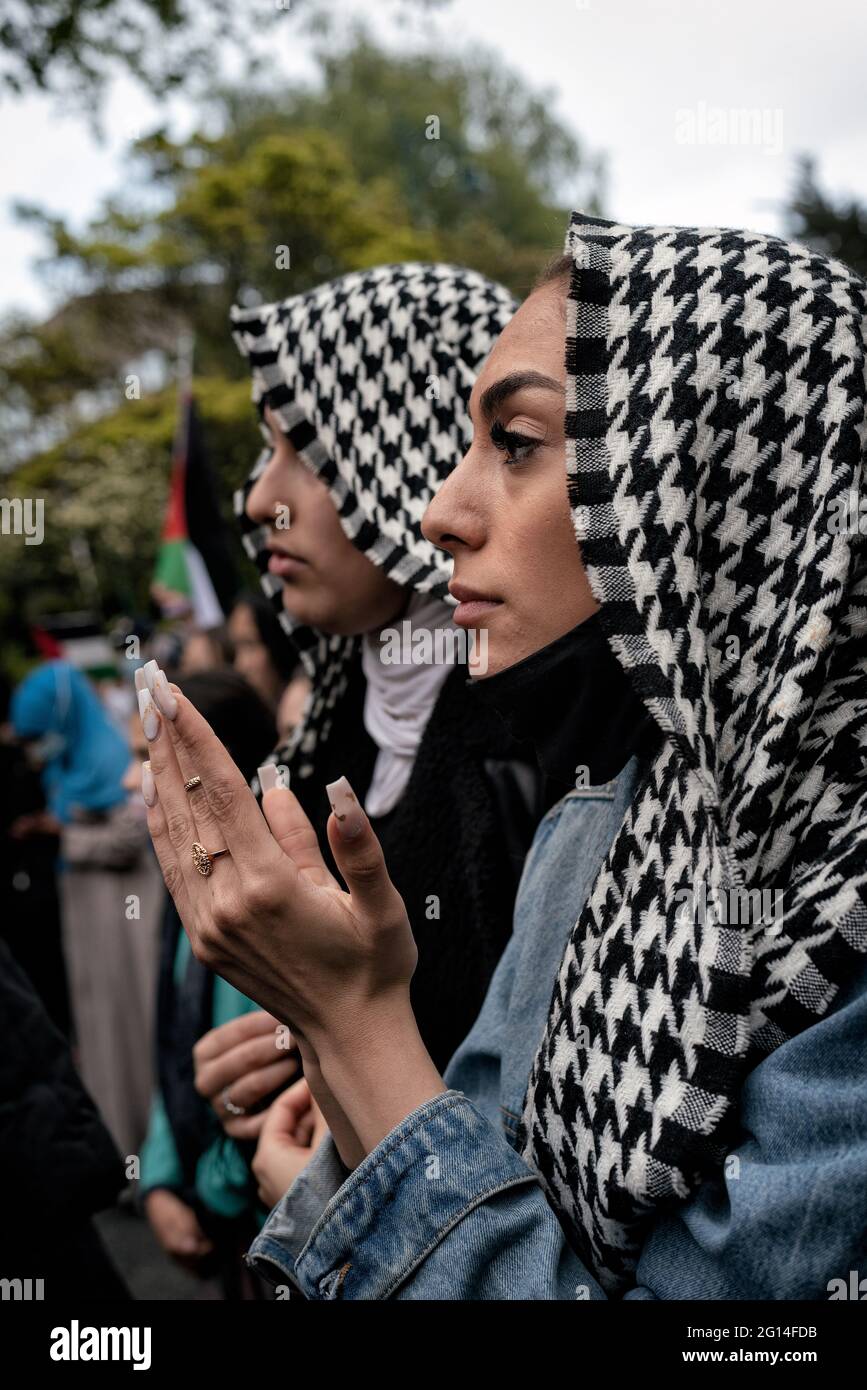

{"left": 469, "top": 612, "right": 658, "bottom": 793}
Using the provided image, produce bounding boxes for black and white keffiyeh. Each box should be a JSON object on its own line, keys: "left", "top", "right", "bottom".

{"left": 520, "top": 212, "right": 867, "bottom": 1292}
{"left": 230, "top": 264, "right": 516, "bottom": 781}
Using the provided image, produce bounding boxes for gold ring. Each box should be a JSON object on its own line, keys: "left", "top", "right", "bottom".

{"left": 184, "top": 776, "right": 202, "bottom": 793}
{"left": 192, "top": 842, "right": 230, "bottom": 877}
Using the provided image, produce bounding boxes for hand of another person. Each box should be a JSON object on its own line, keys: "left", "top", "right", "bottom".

{"left": 9, "top": 809, "right": 62, "bottom": 839}
{"left": 193, "top": 1010, "right": 300, "bottom": 1141}
{"left": 251, "top": 1076, "right": 330, "bottom": 1211}
{"left": 144, "top": 1189, "right": 215, "bottom": 1275}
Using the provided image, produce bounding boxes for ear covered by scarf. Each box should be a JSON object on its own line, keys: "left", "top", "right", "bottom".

{"left": 229, "top": 264, "right": 516, "bottom": 785}
{"left": 520, "top": 213, "right": 867, "bottom": 1292}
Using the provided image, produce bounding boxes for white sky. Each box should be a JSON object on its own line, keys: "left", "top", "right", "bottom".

{"left": 1, "top": 0, "right": 865, "bottom": 318}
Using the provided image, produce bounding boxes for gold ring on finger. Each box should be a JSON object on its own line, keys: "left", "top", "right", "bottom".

{"left": 192, "top": 842, "right": 230, "bottom": 877}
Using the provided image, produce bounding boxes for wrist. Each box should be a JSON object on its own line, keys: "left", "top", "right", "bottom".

{"left": 314, "top": 992, "right": 446, "bottom": 1157}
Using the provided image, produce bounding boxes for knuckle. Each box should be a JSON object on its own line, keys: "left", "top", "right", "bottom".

{"left": 210, "top": 896, "right": 232, "bottom": 935}
{"left": 243, "top": 874, "right": 274, "bottom": 916}
{"left": 189, "top": 793, "right": 218, "bottom": 829}
{"left": 189, "top": 934, "right": 211, "bottom": 967}
{"left": 244, "top": 1037, "right": 272, "bottom": 1070}
{"left": 161, "top": 860, "right": 184, "bottom": 897}
{"left": 194, "top": 918, "right": 221, "bottom": 961}
{"left": 207, "top": 778, "right": 241, "bottom": 826}
{"left": 166, "top": 811, "right": 193, "bottom": 848}
{"left": 348, "top": 853, "right": 383, "bottom": 888}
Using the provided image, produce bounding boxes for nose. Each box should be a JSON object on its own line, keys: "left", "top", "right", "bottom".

{"left": 422, "top": 447, "right": 485, "bottom": 556}
{"left": 246, "top": 440, "right": 297, "bottom": 530}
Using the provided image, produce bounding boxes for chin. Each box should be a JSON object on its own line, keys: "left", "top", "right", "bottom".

{"left": 281, "top": 593, "right": 327, "bottom": 631}
{"left": 281, "top": 598, "right": 360, "bottom": 637}
{"left": 469, "top": 637, "right": 506, "bottom": 679}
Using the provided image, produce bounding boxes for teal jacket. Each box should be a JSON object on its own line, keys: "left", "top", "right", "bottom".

{"left": 140, "top": 929, "right": 265, "bottom": 1223}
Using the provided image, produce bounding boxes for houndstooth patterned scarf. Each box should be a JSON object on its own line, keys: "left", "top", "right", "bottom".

{"left": 230, "top": 264, "right": 516, "bottom": 782}
{"left": 520, "top": 212, "right": 867, "bottom": 1293}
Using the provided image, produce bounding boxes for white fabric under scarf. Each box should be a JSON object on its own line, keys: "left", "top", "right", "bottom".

{"left": 361, "top": 592, "right": 458, "bottom": 818}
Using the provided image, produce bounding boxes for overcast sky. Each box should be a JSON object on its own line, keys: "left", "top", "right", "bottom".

{"left": 2, "top": 0, "right": 864, "bottom": 317}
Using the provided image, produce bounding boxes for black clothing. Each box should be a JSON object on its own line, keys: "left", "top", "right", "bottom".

{"left": 293, "top": 657, "right": 543, "bottom": 1072}
{"left": 0, "top": 740, "right": 69, "bottom": 1033}
{"left": 0, "top": 937, "right": 129, "bottom": 1299}
{"left": 471, "top": 614, "right": 658, "bottom": 793}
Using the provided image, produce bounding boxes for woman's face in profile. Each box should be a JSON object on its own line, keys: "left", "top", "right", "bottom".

{"left": 422, "top": 277, "right": 598, "bottom": 678}
{"left": 245, "top": 407, "right": 405, "bottom": 637}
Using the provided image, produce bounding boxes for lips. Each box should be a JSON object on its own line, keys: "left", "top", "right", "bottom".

{"left": 449, "top": 580, "right": 503, "bottom": 628}
{"left": 267, "top": 544, "right": 308, "bottom": 578}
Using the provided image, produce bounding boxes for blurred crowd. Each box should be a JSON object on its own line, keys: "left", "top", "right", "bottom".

{"left": 0, "top": 595, "right": 310, "bottom": 1299}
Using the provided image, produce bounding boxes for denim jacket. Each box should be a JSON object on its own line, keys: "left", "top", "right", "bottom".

{"left": 248, "top": 760, "right": 867, "bottom": 1299}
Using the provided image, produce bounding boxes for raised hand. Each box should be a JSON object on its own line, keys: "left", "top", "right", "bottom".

{"left": 137, "top": 665, "right": 417, "bottom": 1055}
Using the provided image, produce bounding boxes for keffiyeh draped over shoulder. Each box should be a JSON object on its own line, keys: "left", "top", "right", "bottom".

{"left": 521, "top": 213, "right": 867, "bottom": 1291}
{"left": 230, "top": 264, "right": 516, "bottom": 782}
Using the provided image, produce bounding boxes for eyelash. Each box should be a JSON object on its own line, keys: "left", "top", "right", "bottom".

{"left": 490, "top": 420, "right": 542, "bottom": 467}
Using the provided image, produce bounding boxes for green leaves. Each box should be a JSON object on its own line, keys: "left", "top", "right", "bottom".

{"left": 0, "top": 27, "right": 605, "bottom": 655}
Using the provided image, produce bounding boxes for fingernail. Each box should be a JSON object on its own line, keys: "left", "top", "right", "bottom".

{"left": 137, "top": 686, "right": 160, "bottom": 741}
{"left": 142, "top": 659, "right": 160, "bottom": 694}
{"left": 152, "top": 666, "right": 178, "bottom": 719}
{"left": 326, "top": 775, "right": 364, "bottom": 839}
{"left": 141, "top": 761, "right": 157, "bottom": 807}
{"left": 258, "top": 763, "right": 289, "bottom": 793}
{"left": 134, "top": 666, "right": 149, "bottom": 695}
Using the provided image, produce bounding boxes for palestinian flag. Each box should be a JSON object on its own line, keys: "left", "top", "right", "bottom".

{"left": 151, "top": 392, "right": 238, "bottom": 625}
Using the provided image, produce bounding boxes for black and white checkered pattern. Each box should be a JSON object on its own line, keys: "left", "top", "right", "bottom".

{"left": 230, "top": 264, "right": 516, "bottom": 781}
{"left": 520, "top": 213, "right": 867, "bottom": 1292}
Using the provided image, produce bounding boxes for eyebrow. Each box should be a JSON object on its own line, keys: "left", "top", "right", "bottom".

{"left": 477, "top": 370, "right": 565, "bottom": 423}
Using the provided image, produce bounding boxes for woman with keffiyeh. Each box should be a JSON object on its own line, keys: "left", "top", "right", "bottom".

{"left": 185, "top": 265, "right": 543, "bottom": 1171}
{"left": 138, "top": 215, "right": 867, "bottom": 1299}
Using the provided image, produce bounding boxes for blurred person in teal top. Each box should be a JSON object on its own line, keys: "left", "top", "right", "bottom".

{"left": 12, "top": 659, "right": 161, "bottom": 1157}
{"left": 11, "top": 660, "right": 129, "bottom": 826}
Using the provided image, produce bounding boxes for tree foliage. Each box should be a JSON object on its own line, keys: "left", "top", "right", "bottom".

{"left": 0, "top": 0, "right": 278, "bottom": 104}
{"left": 0, "top": 0, "right": 452, "bottom": 105}
{"left": 785, "top": 155, "right": 867, "bottom": 280}
{"left": 0, "top": 30, "right": 603, "bottom": 669}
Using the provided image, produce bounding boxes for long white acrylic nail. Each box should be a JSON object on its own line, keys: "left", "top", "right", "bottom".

{"left": 142, "top": 659, "right": 160, "bottom": 694}
{"left": 326, "top": 775, "right": 364, "bottom": 839}
{"left": 134, "top": 666, "right": 149, "bottom": 695}
{"left": 258, "top": 763, "right": 289, "bottom": 794}
{"left": 152, "top": 666, "right": 178, "bottom": 720}
{"left": 141, "top": 761, "right": 157, "bottom": 807}
{"left": 137, "top": 686, "right": 160, "bottom": 741}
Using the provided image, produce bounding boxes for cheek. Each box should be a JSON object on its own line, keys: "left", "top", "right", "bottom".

{"left": 503, "top": 468, "right": 575, "bottom": 580}
{"left": 338, "top": 548, "right": 404, "bottom": 623}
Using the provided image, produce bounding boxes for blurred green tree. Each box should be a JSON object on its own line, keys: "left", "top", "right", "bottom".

{"left": 0, "top": 0, "right": 279, "bottom": 104}
{"left": 0, "top": 1, "right": 451, "bottom": 106}
{"left": 0, "top": 29, "right": 603, "bottom": 664}
{"left": 785, "top": 155, "right": 867, "bottom": 279}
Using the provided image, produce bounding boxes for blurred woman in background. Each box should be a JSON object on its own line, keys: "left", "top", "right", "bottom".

{"left": 11, "top": 660, "right": 161, "bottom": 1160}
{"left": 227, "top": 591, "right": 310, "bottom": 743}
